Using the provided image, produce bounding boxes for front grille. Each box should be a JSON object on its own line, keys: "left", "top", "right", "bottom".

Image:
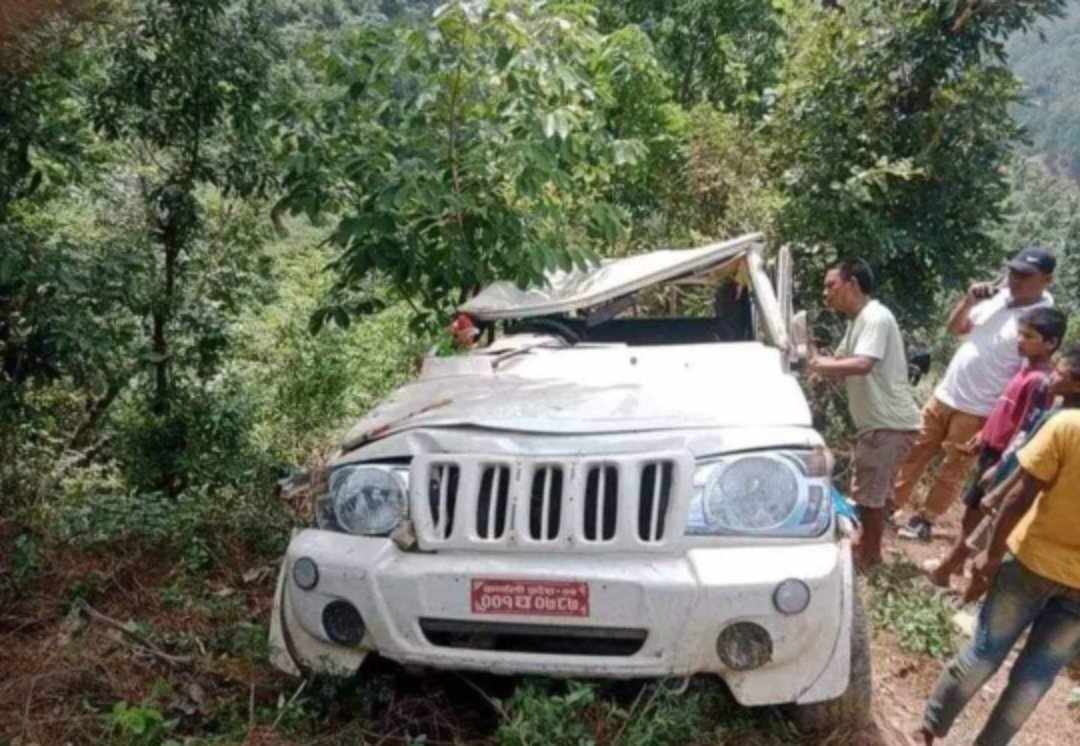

{"left": 476, "top": 465, "right": 511, "bottom": 540}
{"left": 638, "top": 461, "right": 673, "bottom": 543}
{"left": 419, "top": 618, "right": 647, "bottom": 656}
{"left": 411, "top": 452, "right": 691, "bottom": 551}
{"left": 528, "top": 466, "right": 563, "bottom": 541}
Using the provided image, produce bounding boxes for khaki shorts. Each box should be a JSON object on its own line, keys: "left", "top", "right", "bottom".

{"left": 851, "top": 429, "right": 917, "bottom": 509}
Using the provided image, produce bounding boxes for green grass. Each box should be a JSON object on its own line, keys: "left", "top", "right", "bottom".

{"left": 866, "top": 559, "right": 957, "bottom": 660}
{"left": 493, "top": 678, "right": 802, "bottom": 746}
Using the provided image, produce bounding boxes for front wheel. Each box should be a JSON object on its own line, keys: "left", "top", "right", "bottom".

{"left": 790, "top": 583, "right": 872, "bottom": 733}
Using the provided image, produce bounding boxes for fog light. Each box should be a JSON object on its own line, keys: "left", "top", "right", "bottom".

{"left": 322, "top": 600, "right": 365, "bottom": 646}
{"left": 292, "top": 557, "right": 319, "bottom": 590}
{"left": 716, "top": 622, "right": 772, "bottom": 671}
{"left": 773, "top": 579, "right": 811, "bottom": 615}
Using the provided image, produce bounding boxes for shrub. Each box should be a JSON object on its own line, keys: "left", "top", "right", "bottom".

{"left": 49, "top": 481, "right": 290, "bottom": 563}
{"left": 867, "top": 560, "right": 956, "bottom": 659}
{"left": 105, "top": 700, "right": 178, "bottom": 746}
{"left": 496, "top": 679, "right": 797, "bottom": 746}
{"left": 497, "top": 681, "right": 596, "bottom": 746}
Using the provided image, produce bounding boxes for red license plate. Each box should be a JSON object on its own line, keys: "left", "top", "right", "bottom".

{"left": 470, "top": 578, "right": 590, "bottom": 617}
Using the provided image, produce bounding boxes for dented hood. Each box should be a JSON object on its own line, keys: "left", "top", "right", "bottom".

{"left": 341, "top": 342, "right": 811, "bottom": 451}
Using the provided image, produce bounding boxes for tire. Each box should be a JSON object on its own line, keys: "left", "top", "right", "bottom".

{"left": 790, "top": 583, "right": 872, "bottom": 733}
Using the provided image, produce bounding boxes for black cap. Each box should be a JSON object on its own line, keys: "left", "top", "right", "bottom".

{"left": 1007, "top": 245, "right": 1056, "bottom": 275}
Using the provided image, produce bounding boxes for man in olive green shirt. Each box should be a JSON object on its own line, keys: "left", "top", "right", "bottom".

{"left": 809, "top": 259, "right": 921, "bottom": 569}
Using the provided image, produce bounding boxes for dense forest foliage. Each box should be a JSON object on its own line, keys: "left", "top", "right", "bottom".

{"left": 1008, "top": 2, "right": 1080, "bottom": 182}
{"left": 2, "top": 1, "right": 1080, "bottom": 742}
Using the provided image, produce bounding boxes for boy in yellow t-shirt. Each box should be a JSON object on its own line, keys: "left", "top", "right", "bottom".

{"left": 914, "top": 407, "right": 1080, "bottom": 746}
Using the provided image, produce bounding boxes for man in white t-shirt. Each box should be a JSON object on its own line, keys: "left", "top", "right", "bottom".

{"left": 809, "top": 259, "right": 921, "bottom": 568}
{"left": 894, "top": 246, "right": 1055, "bottom": 541}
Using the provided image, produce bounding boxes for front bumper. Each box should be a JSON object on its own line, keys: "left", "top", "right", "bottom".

{"left": 270, "top": 530, "right": 854, "bottom": 706}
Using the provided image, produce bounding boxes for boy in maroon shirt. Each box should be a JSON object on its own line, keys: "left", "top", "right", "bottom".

{"left": 927, "top": 306, "right": 1067, "bottom": 587}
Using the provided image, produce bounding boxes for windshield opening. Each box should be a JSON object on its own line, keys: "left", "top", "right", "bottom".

{"left": 504, "top": 275, "right": 757, "bottom": 347}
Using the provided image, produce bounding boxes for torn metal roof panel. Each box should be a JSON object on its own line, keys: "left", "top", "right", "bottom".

{"left": 460, "top": 233, "right": 764, "bottom": 321}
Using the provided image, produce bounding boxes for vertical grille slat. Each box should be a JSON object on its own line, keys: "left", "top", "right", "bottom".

{"left": 476, "top": 465, "right": 511, "bottom": 540}
{"left": 438, "top": 467, "right": 450, "bottom": 535}
{"left": 583, "top": 465, "right": 618, "bottom": 542}
{"left": 649, "top": 466, "right": 662, "bottom": 541}
{"left": 486, "top": 468, "right": 500, "bottom": 539}
{"left": 528, "top": 466, "right": 563, "bottom": 541}
{"left": 593, "top": 467, "right": 605, "bottom": 540}
{"left": 428, "top": 464, "right": 459, "bottom": 540}
{"left": 540, "top": 469, "right": 552, "bottom": 540}
{"left": 638, "top": 462, "right": 673, "bottom": 543}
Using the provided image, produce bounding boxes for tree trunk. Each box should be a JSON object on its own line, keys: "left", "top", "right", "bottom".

{"left": 152, "top": 241, "right": 177, "bottom": 417}
{"left": 152, "top": 204, "right": 182, "bottom": 497}
{"left": 69, "top": 378, "right": 126, "bottom": 451}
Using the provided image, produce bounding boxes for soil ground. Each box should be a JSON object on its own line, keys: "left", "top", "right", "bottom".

{"left": 2, "top": 500, "right": 1079, "bottom": 745}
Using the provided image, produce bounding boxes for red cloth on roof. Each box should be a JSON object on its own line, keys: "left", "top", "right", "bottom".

{"left": 979, "top": 363, "right": 1050, "bottom": 452}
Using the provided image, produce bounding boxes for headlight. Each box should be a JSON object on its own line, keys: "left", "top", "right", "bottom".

{"left": 317, "top": 465, "right": 409, "bottom": 536}
{"left": 687, "top": 449, "right": 832, "bottom": 537}
{"left": 705, "top": 455, "right": 799, "bottom": 530}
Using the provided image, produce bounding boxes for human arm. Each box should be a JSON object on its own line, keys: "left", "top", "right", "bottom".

{"left": 991, "top": 406, "right": 1055, "bottom": 485}
{"left": 971, "top": 471, "right": 1043, "bottom": 577}
{"left": 1000, "top": 378, "right": 1050, "bottom": 449}
{"left": 978, "top": 459, "right": 1022, "bottom": 510}
{"left": 946, "top": 282, "right": 996, "bottom": 336}
{"left": 969, "top": 414, "right": 1063, "bottom": 593}
{"left": 810, "top": 307, "right": 888, "bottom": 379}
{"left": 962, "top": 469, "right": 1041, "bottom": 603}
{"left": 807, "top": 355, "right": 875, "bottom": 379}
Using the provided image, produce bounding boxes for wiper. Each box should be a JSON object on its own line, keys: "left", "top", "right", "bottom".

{"left": 490, "top": 340, "right": 567, "bottom": 370}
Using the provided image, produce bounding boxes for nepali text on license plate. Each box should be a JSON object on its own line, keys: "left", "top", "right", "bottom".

{"left": 470, "top": 578, "right": 589, "bottom": 617}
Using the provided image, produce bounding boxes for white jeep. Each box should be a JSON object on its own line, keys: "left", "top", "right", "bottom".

{"left": 269, "top": 234, "right": 870, "bottom": 728}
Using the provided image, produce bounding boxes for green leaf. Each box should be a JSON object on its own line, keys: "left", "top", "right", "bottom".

{"left": 495, "top": 45, "right": 513, "bottom": 71}
{"left": 332, "top": 307, "right": 351, "bottom": 330}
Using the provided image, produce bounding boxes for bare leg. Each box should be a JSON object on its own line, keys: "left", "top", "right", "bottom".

{"left": 910, "top": 726, "right": 934, "bottom": 745}
{"left": 856, "top": 506, "right": 885, "bottom": 569}
{"left": 928, "top": 506, "right": 984, "bottom": 587}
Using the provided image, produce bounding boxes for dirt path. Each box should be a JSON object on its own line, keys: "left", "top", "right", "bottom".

{"left": 871, "top": 503, "right": 1080, "bottom": 745}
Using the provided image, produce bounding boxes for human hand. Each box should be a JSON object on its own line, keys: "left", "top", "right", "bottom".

{"left": 962, "top": 551, "right": 1000, "bottom": 603}
{"left": 806, "top": 356, "right": 832, "bottom": 385}
{"left": 961, "top": 575, "right": 989, "bottom": 605}
{"left": 972, "top": 550, "right": 1000, "bottom": 584}
{"left": 967, "top": 281, "right": 996, "bottom": 301}
{"left": 959, "top": 435, "right": 981, "bottom": 455}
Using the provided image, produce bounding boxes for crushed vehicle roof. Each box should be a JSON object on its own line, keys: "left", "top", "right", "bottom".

{"left": 459, "top": 233, "right": 764, "bottom": 321}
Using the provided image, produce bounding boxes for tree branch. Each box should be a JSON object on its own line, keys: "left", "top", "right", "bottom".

{"left": 79, "top": 600, "right": 193, "bottom": 667}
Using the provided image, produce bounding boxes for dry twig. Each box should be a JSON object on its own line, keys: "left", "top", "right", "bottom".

{"left": 78, "top": 600, "right": 192, "bottom": 667}
{"left": 271, "top": 678, "right": 307, "bottom": 731}
{"left": 453, "top": 672, "right": 509, "bottom": 723}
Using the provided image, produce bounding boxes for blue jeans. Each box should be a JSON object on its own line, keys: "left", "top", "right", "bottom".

{"left": 923, "top": 555, "right": 1080, "bottom": 745}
